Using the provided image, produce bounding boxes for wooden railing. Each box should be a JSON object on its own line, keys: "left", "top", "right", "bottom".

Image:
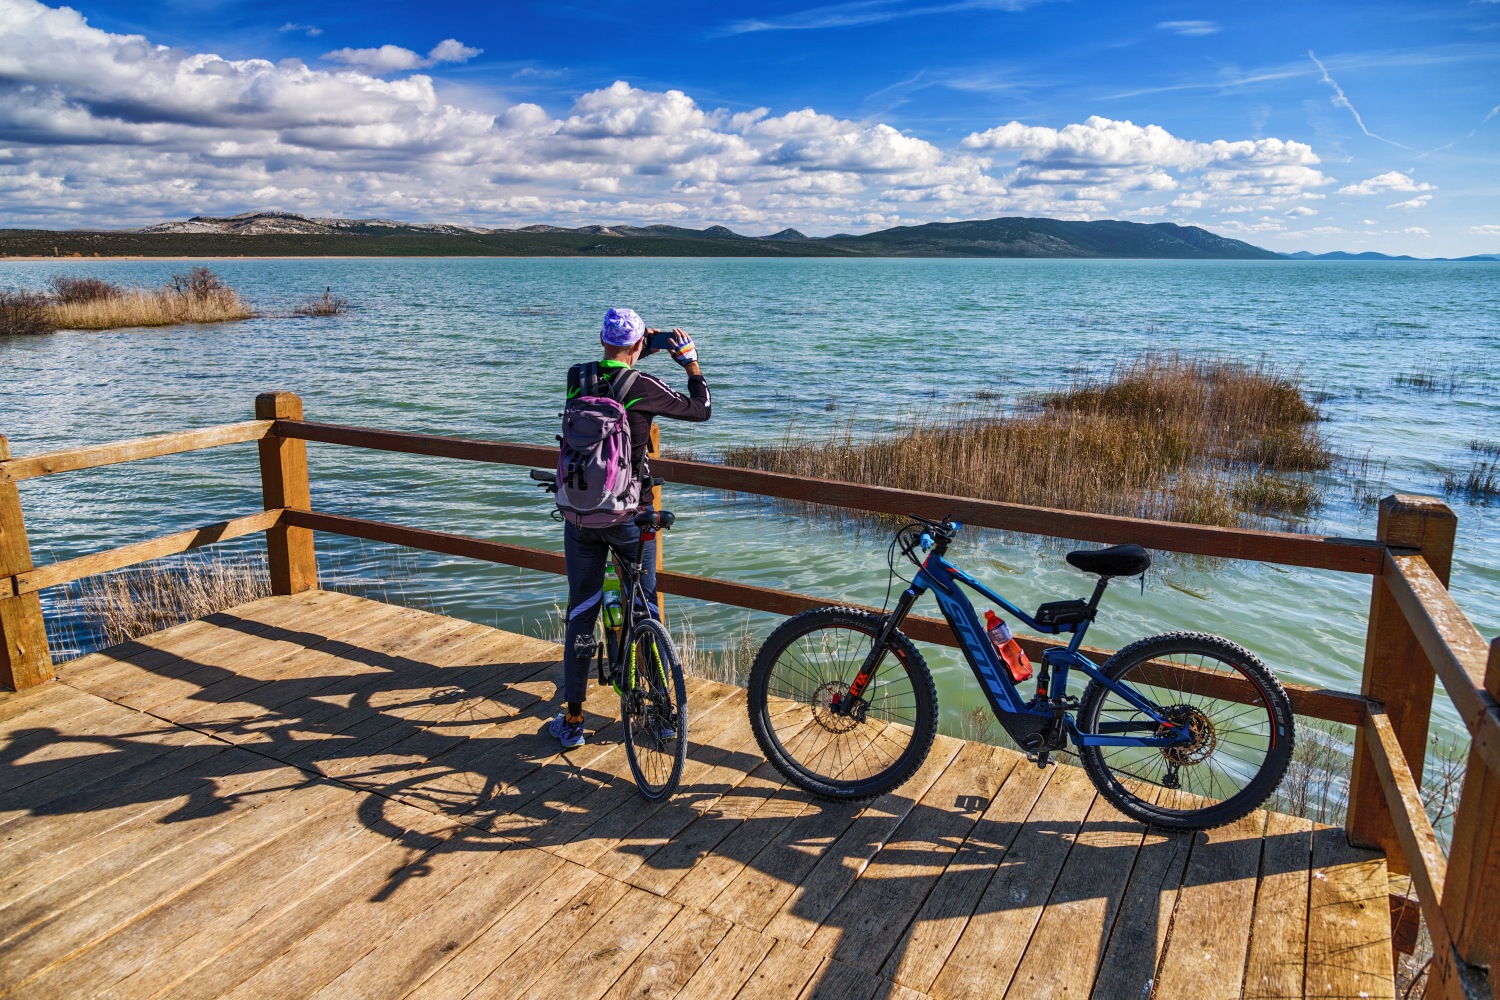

{"left": 1, "top": 391, "right": 1495, "bottom": 998}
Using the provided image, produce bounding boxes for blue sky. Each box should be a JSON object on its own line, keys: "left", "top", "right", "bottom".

{"left": 2, "top": 0, "right": 1497, "bottom": 254}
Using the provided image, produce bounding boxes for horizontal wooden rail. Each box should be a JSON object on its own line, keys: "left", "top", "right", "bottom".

{"left": 1365, "top": 703, "right": 1449, "bottom": 942}
{"left": 276, "top": 419, "right": 1387, "bottom": 575}
{"left": 0, "top": 421, "right": 274, "bottom": 482}
{"left": 7, "top": 510, "right": 284, "bottom": 597}
{"left": 1384, "top": 551, "right": 1500, "bottom": 778}
{"left": 284, "top": 508, "right": 1366, "bottom": 725}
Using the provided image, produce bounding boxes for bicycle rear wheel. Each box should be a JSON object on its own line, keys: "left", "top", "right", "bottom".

{"left": 620, "top": 617, "right": 688, "bottom": 801}
{"left": 1077, "top": 631, "right": 1294, "bottom": 830}
{"left": 748, "top": 607, "right": 937, "bottom": 802}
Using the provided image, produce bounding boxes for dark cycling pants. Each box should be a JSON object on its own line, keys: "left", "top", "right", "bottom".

{"left": 562, "top": 519, "right": 659, "bottom": 706}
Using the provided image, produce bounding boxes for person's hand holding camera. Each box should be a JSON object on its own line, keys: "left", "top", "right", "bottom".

{"left": 666, "top": 329, "right": 698, "bottom": 372}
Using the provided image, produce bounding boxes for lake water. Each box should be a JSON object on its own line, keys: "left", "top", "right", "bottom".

{"left": 2, "top": 257, "right": 1496, "bottom": 757}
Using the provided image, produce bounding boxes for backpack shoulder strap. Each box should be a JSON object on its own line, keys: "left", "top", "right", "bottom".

{"left": 608, "top": 369, "right": 641, "bottom": 406}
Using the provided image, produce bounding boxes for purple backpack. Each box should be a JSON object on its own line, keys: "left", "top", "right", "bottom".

{"left": 556, "top": 363, "right": 643, "bottom": 527}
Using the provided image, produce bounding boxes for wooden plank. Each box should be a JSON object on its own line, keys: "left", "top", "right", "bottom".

{"left": 0, "top": 420, "right": 273, "bottom": 482}
{"left": 217, "top": 834, "right": 532, "bottom": 1000}
{"left": 734, "top": 939, "right": 824, "bottom": 1000}
{"left": 676, "top": 925, "right": 778, "bottom": 1000}
{"left": 1087, "top": 821, "right": 1193, "bottom": 1000}
{"left": 0, "top": 434, "right": 52, "bottom": 689}
{"left": 806, "top": 742, "right": 1012, "bottom": 970}
{"left": 276, "top": 419, "right": 1384, "bottom": 573}
{"left": 0, "top": 697, "right": 177, "bottom": 797}
{"left": 1304, "top": 825, "right": 1396, "bottom": 999}
{"left": 522, "top": 886, "right": 681, "bottom": 1000}
{"left": 14, "top": 510, "right": 282, "bottom": 594}
{"left": 761, "top": 736, "right": 965, "bottom": 947}
{"left": 1005, "top": 786, "right": 1159, "bottom": 999}
{"left": 307, "top": 847, "right": 574, "bottom": 1000}
{"left": 151, "top": 804, "right": 462, "bottom": 1000}
{"left": 1243, "top": 811, "right": 1314, "bottom": 1000}
{"left": 1363, "top": 703, "right": 1449, "bottom": 938}
{"left": 0, "top": 766, "right": 348, "bottom": 987}
{"left": 1150, "top": 809, "right": 1267, "bottom": 1000}
{"left": 795, "top": 959, "right": 884, "bottom": 1000}
{"left": 17, "top": 780, "right": 387, "bottom": 999}
{"left": 256, "top": 392, "right": 317, "bottom": 594}
{"left": 457, "top": 873, "right": 631, "bottom": 999}
{"left": 405, "top": 862, "right": 600, "bottom": 1000}
{"left": 0, "top": 758, "right": 288, "bottom": 926}
{"left": 928, "top": 763, "right": 1099, "bottom": 1000}
{"left": 879, "top": 753, "right": 1053, "bottom": 993}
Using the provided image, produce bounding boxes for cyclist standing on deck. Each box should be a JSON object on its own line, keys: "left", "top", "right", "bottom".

{"left": 548, "top": 307, "right": 711, "bottom": 749}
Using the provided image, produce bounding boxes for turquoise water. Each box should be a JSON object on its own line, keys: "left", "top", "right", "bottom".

{"left": 2, "top": 257, "right": 1496, "bottom": 751}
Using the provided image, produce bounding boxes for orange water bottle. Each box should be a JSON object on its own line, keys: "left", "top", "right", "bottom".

{"left": 984, "top": 610, "right": 1033, "bottom": 683}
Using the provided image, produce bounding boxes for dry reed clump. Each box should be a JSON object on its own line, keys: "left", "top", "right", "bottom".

{"left": 47, "top": 267, "right": 253, "bottom": 330}
{"left": 1443, "top": 458, "right": 1499, "bottom": 502}
{"left": 69, "top": 553, "right": 271, "bottom": 648}
{"left": 722, "top": 352, "right": 1331, "bottom": 528}
{"left": 0, "top": 289, "right": 54, "bottom": 335}
{"left": 293, "top": 288, "right": 350, "bottom": 317}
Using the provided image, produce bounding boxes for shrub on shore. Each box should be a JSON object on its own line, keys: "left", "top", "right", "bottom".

{"left": 293, "top": 288, "right": 350, "bottom": 317}
{"left": 0, "top": 289, "right": 55, "bottom": 335}
{"left": 719, "top": 352, "right": 1330, "bottom": 528}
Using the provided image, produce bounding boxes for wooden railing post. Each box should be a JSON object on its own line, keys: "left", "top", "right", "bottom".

{"left": 0, "top": 434, "right": 54, "bottom": 690}
{"left": 255, "top": 393, "right": 317, "bottom": 595}
{"left": 1348, "top": 494, "right": 1457, "bottom": 863}
{"left": 1430, "top": 638, "right": 1500, "bottom": 998}
{"left": 649, "top": 424, "right": 664, "bottom": 620}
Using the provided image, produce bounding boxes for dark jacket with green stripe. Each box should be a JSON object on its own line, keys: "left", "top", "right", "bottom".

{"left": 566, "top": 358, "right": 711, "bottom": 480}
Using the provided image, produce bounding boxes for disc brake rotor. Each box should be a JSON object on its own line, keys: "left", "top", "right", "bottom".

{"left": 810, "top": 681, "right": 863, "bottom": 734}
{"left": 1159, "top": 705, "right": 1217, "bottom": 766}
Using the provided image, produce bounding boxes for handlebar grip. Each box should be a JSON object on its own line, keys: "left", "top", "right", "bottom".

{"left": 919, "top": 533, "right": 934, "bottom": 550}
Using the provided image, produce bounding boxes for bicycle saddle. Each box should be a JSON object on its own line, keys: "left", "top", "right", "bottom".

{"left": 1065, "top": 543, "right": 1150, "bottom": 578}
{"left": 634, "top": 509, "right": 676, "bottom": 531}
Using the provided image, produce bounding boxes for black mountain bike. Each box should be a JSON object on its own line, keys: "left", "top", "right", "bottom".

{"left": 532, "top": 469, "right": 688, "bottom": 800}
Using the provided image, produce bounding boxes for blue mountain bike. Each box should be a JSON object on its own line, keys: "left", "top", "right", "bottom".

{"left": 746, "top": 515, "right": 1294, "bottom": 829}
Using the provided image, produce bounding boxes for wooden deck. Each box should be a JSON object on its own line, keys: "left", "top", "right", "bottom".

{"left": 0, "top": 591, "right": 1396, "bottom": 999}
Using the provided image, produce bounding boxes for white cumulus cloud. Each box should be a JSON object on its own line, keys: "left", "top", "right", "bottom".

{"left": 323, "top": 38, "right": 482, "bottom": 74}
{"left": 1157, "top": 20, "right": 1218, "bottom": 36}
{"left": 1337, "top": 171, "right": 1435, "bottom": 196}
{"left": 1388, "top": 195, "right": 1432, "bottom": 210}
{"left": 1471, "top": 225, "right": 1500, "bottom": 236}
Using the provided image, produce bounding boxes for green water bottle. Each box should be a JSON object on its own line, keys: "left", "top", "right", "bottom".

{"left": 601, "top": 566, "right": 624, "bottom": 630}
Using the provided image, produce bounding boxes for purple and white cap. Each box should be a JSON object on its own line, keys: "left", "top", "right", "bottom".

{"left": 600, "top": 307, "right": 645, "bottom": 346}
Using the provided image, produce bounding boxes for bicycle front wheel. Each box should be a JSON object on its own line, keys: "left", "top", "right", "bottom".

{"left": 748, "top": 607, "right": 937, "bottom": 802}
{"left": 620, "top": 617, "right": 688, "bottom": 801}
{"left": 1077, "top": 631, "right": 1294, "bottom": 830}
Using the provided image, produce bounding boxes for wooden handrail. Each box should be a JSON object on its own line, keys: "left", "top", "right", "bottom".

{"left": 1384, "top": 552, "right": 1498, "bottom": 742}
{"left": 282, "top": 507, "right": 1367, "bottom": 725}
{"left": 276, "top": 418, "right": 1387, "bottom": 574}
{"left": 10, "top": 510, "right": 282, "bottom": 596}
{"left": 0, "top": 420, "right": 274, "bottom": 482}
{"left": 1365, "top": 703, "right": 1450, "bottom": 939}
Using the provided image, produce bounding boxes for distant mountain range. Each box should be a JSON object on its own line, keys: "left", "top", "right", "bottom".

{"left": 2, "top": 211, "right": 1493, "bottom": 260}
{"left": 1279, "top": 250, "right": 1500, "bottom": 262}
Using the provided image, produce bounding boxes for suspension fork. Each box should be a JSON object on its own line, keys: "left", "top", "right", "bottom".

{"left": 844, "top": 585, "right": 922, "bottom": 705}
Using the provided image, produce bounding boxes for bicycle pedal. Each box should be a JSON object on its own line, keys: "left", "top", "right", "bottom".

{"left": 1026, "top": 749, "right": 1052, "bottom": 769}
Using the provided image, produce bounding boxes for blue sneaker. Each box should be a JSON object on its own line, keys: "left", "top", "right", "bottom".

{"left": 547, "top": 712, "right": 585, "bottom": 749}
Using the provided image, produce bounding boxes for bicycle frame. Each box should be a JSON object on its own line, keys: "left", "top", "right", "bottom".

{"left": 598, "top": 530, "right": 659, "bottom": 689}
{"left": 848, "top": 541, "right": 1188, "bottom": 751}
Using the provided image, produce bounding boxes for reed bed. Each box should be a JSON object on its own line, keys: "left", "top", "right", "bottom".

{"left": 48, "top": 267, "right": 252, "bottom": 330}
{"left": 722, "top": 353, "right": 1331, "bottom": 528}
{"left": 293, "top": 289, "right": 350, "bottom": 317}
{"left": 63, "top": 552, "right": 271, "bottom": 649}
